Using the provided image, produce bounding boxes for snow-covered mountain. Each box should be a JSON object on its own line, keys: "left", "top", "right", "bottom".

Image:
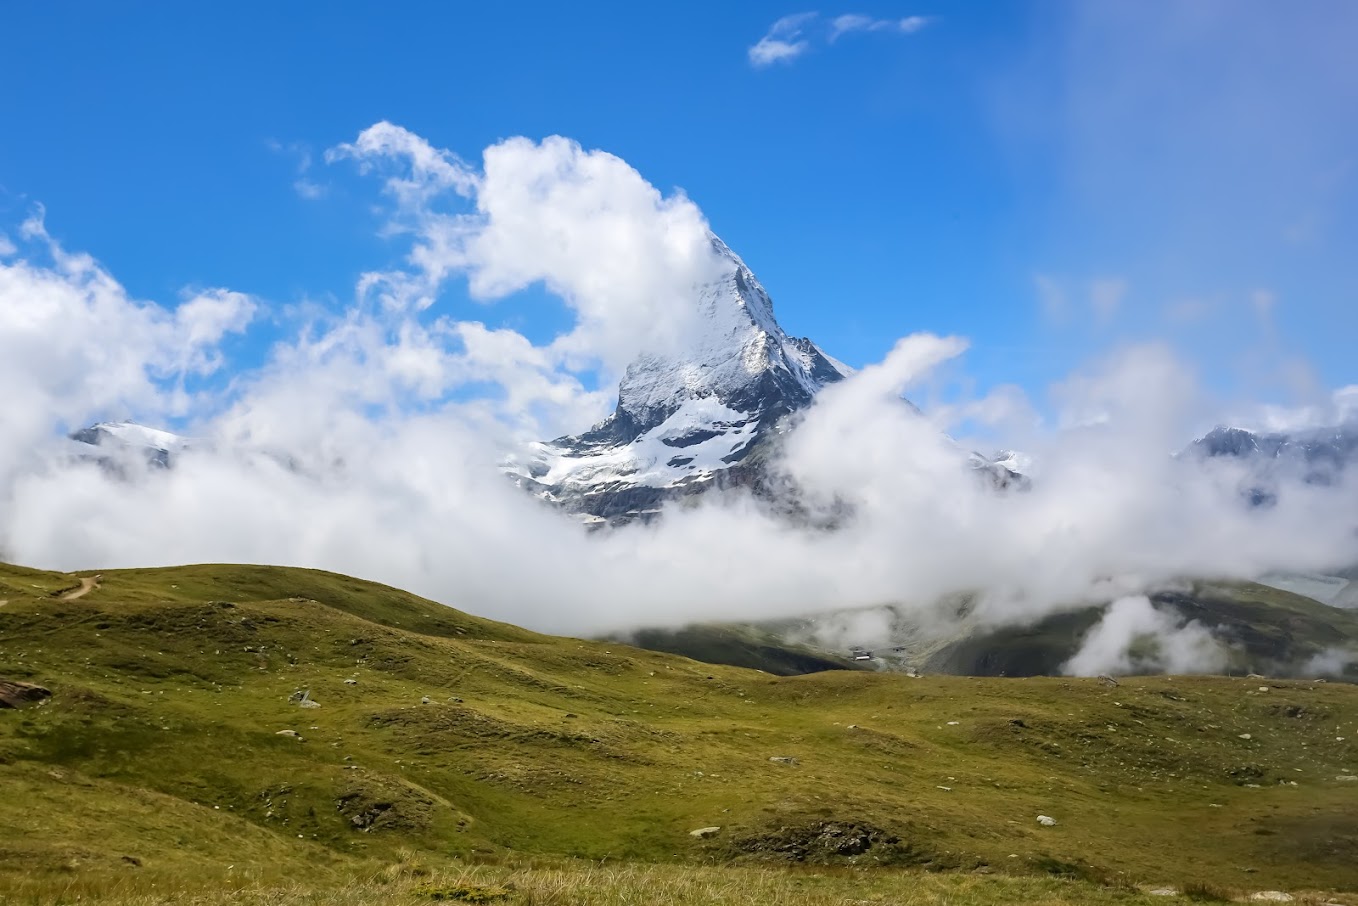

{"left": 505, "top": 238, "right": 852, "bottom": 520}
{"left": 1187, "top": 423, "right": 1358, "bottom": 505}
{"left": 506, "top": 237, "right": 1023, "bottom": 521}
{"left": 68, "top": 420, "right": 191, "bottom": 470}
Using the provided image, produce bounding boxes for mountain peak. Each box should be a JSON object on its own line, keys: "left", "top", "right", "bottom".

{"left": 508, "top": 235, "right": 851, "bottom": 520}
{"left": 611, "top": 236, "right": 849, "bottom": 431}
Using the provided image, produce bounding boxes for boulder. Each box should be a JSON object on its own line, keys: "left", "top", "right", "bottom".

{"left": 689, "top": 826, "right": 721, "bottom": 839}
{"left": 0, "top": 680, "right": 52, "bottom": 709}
{"left": 1036, "top": 815, "right": 1057, "bottom": 827}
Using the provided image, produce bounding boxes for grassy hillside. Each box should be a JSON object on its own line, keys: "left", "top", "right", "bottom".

{"left": 3, "top": 561, "right": 1358, "bottom": 904}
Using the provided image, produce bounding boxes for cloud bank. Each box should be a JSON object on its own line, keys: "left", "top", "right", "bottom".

{"left": 0, "top": 124, "right": 1355, "bottom": 643}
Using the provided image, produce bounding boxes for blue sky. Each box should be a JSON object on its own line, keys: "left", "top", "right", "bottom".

{"left": 2, "top": 1, "right": 1356, "bottom": 426}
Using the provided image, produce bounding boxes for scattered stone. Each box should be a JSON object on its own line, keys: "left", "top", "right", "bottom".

{"left": 1249, "top": 893, "right": 1293, "bottom": 902}
{"left": 421, "top": 696, "right": 432, "bottom": 704}
{"left": 1239, "top": 733, "right": 1253, "bottom": 740}
{"left": 1247, "top": 673, "right": 1266, "bottom": 680}
{"left": 946, "top": 721, "right": 960, "bottom": 726}
{"left": 1258, "top": 686, "right": 1270, "bottom": 693}
{"left": 937, "top": 785, "right": 952, "bottom": 791}
{"left": 343, "top": 678, "right": 357, "bottom": 685}
{"left": 689, "top": 826, "right": 721, "bottom": 839}
{"left": 1009, "top": 718, "right": 1027, "bottom": 728}
{"left": 275, "top": 730, "right": 301, "bottom": 738}
{"left": 769, "top": 756, "right": 799, "bottom": 766}
{"left": 1098, "top": 675, "right": 1119, "bottom": 687}
{"left": 1147, "top": 888, "right": 1178, "bottom": 897}
{"left": 1036, "top": 815, "right": 1057, "bottom": 827}
{"left": 289, "top": 689, "right": 320, "bottom": 709}
{"left": 0, "top": 680, "right": 52, "bottom": 709}
{"left": 1335, "top": 775, "right": 1358, "bottom": 782}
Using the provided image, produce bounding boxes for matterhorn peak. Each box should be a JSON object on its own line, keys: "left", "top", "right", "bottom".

{"left": 506, "top": 235, "right": 851, "bottom": 521}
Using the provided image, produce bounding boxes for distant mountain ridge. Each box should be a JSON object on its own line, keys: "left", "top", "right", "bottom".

{"left": 1188, "top": 423, "right": 1358, "bottom": 483}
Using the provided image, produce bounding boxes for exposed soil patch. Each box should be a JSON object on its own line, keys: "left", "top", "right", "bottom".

{"left": 335, "top": 779, "right": 439, "bottom": 833}
{"left": 57, "top": 576, "right": 101, "bottom": 601}
{"left": 730, "top": 820, "right": 960, "bottom": 868}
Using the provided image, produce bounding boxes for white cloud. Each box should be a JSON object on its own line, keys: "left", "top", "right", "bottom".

{"left": 1244, "top": 384, "right": 1358, "bottom": 434}
{"left": 752, "top": 11, "right": 932, "bottom": 65}
{"left": 268, "top": 139, "right": 329, "bottom": 201}
{"left": 0, "top": 213, "right": 257, "bottom": 481}
{"left": 331, "top": 124, "right": 731, "bottom": 374}
{"left": 830, "top": 13, "right": 931, "bottom": 40}
{"left": 749, "top": 12, "right": 817, "bottom": 67}
{"left": 1063, "top": 595, "right": 1227, "bottom": 676}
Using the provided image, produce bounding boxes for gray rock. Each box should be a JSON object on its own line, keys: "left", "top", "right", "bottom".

{"left": 689, "top": 826, "right": 721, "bottom": 839}
{"left": 0, "top": 680, "right": 52, "bottom": 709}
{"left": 1036, "top": 815, "right": 1057, "bottom": 827}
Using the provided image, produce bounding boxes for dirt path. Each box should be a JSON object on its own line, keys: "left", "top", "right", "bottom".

{"left": 60, "top": 575, "right": 101, "bottom": 601}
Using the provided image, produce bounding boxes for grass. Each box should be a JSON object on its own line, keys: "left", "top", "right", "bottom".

{"left": 9, "top": 856, "right": 1353, "bottom": 906}
{"left": 2, "top": 561, "right": 1358, "bottom": 903}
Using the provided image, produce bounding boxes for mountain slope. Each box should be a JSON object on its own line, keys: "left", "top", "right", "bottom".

{"left": 1188, "top": 423, "right": 1358, "bottom": 495}
{"left": 3, "top": 561, "right": 1358, "bottom": 895}
{"left": 622, "top": 582, "right": 1358, "bottom": 681}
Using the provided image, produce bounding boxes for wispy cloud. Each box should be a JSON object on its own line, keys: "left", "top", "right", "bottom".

{"left": 748, "top": 12, "right": 818, "bottom": 67}
{"left": 750, "top": 11, "right": 933, "bottom": 66}
{"left": 267, "top": 139, "right": 328, "bottom": 201}
{"left": 830, "top": 13, "right": 931, "bottom": 40}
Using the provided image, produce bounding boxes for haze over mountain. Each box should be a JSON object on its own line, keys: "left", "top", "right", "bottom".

{"left": 4, "top": 122, "right": 1358, "bottom": 664}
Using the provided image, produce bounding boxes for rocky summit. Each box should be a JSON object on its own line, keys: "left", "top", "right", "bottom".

{"left": 505, "top": 237, "right": 1021, "bottom": 523}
